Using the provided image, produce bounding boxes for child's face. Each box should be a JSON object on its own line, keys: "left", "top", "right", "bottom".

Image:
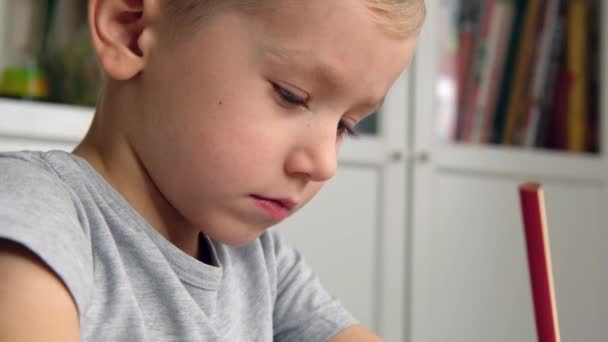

{"left": 132, "top": 0, "right": 418, "bottom": 245}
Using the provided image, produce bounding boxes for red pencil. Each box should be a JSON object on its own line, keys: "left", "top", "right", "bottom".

{"left": 519, "top": 182, "right": 561, "bottom": 342}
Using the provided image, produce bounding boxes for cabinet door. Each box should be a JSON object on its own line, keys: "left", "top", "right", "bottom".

{"left": 411, "top": 172, "right": 606, "bottom": 342}
{"left": 276, "top": 71, "right": 413, "bottom": 341}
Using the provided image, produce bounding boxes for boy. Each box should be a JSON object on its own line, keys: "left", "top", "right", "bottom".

{"left": 0, "top": 0, "right": 424, "bottom": 340}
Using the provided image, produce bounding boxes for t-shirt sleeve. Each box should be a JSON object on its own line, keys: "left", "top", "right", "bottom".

{"left": 0, "top": 155, "right": 93, "bottom": 316}
{"left": 267, "top": 230, "right": 358, "bottom": 342}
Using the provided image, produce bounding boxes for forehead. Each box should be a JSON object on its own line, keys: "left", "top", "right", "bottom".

{"left": 252, "top": 0, "right": 417, "bottom": 101}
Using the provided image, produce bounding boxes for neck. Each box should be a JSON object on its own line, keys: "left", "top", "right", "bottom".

{"left": 73, "top": 83, "right": 202, "bottom": 258}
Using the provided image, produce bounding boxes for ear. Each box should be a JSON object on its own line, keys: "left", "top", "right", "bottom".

{"left": 88, "top": 0, "right": 158, "bottom": 80}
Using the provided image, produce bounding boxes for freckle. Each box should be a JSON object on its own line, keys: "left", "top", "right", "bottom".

{"left": 218, "top": 100, "right": 223, "bottom": 106}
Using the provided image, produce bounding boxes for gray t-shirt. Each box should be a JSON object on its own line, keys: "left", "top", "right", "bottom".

{"left": 0, "top": 150, "right": 356, "bottom": 341}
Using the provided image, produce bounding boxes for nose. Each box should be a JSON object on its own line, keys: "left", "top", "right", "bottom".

{"left": 284, "top": 131, "right": 338, "bottom": 182}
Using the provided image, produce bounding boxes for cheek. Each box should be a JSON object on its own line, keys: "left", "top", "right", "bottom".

{"left": 175, "top": 106, "right": 283, "bottom": 174}
{"left": 139, "top": 58, "right": 288, "bottom": 184}
{"left": 204, "top": 127, "right": 281, "bottom": 177}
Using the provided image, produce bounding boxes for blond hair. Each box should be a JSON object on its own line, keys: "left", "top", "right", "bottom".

{"left": 163, "top": 0, "right": 425, "bottom": 38}
{"left": 366, "top": 0, "right": 426, "bottom": 37}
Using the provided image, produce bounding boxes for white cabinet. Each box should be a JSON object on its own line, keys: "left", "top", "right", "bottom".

{"left": 0, "top": 98, "right": 92, "bottom": 151}
{"left": 408, "top": 1, "right": 608, "bottom": 341}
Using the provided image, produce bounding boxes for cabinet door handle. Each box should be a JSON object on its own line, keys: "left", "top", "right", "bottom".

{"left": 389, "top": 150, "right": 404, "bottom": 162}
{"left": 389, "top": 150, "right": 430, "bottom": 163}
{"left": 407, "top": 150, "right": 430, "bottom": 163}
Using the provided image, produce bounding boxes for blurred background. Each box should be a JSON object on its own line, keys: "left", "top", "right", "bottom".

{"left": 0, "top": 0, "right": 99, "bottom": 105}
{"left": 0, "top": 1, "right": 606, "bottom": 341}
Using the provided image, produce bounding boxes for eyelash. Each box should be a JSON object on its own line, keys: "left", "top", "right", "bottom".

{"left": 272, "top": 83, "right": 358, "bottom": 138}
{"left": 337, "top": 121, "right": 357, "bottom": 138}
{"left": 273, "top": 83, "right": 307, "bottom": 107}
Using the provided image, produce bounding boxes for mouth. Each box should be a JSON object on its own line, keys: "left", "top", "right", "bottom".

{"left": 250, "top": 194, "right": 297, "bottom": 221}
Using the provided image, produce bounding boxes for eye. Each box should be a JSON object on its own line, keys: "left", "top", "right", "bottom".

{"left": 272, "top": 83, "right": 308, "bottom": 108}
{"left": 337, "top": 120, "right": 358, "bottom": 138}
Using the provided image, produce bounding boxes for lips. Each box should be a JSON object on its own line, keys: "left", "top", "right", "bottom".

{"left": 250, "top": 194, "right": 297, "bottom": 220}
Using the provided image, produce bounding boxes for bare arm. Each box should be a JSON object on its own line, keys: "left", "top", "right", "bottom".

{"left": 329, "top": 324, "right": 384, "bottom": 342}
{"left": 0, "top": 240, "right": 80, "bottom": 342}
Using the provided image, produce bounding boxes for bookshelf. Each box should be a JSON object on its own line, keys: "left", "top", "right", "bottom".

{"left": 417, "top": 0, "right": 607, "bottom": 183}
{"left": 433, "top": 143, "right": 605, "bottom": 182}
{"left": 436, "top": 0, "right": 602, "bottom": 155}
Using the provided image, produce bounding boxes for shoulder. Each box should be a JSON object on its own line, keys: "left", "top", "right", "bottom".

{"left": 254, "top": 230, "right": 361, "bottom": 341}
{"left": 0, "top": 150, "right": 54, "bottom": 176}
{"left": 0, "top": 151, "right": 95, "bottom": 314}
{"left": 0, "top": 151, "right": 85, "bottom": 228}
{"left": 0, "top": 150, "right": 73, "bottom": 195}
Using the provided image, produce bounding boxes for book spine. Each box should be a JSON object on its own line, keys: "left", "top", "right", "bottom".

{"left": 471, "top": 1, "right": 511, "bottom": 143}
{"left": 536, "top": 8, "right": 566, "bottom": 148}
{"left": 565, "top": 0, "right": 589, "bottom": 151}
{"left": 547, "top": 70, "right": 572, "bottom": 150}
{"left": 461, "top": 0, "right": 495, "bottom": 142}
{"left": 456, "top": 26, "right": 475, "bottom": 141}
{"left": 501, "top": 0, "right": 543, "bottom": 145}
{"left": 477, "top": 1, "right": 516, "bottom": 143}
{"left": 455, "top": 2, "right": 481, "bottom": 141}
{"left": 586, "top": 2, "right": 600, "bottom": 153}
{"left": 491, "top": 0, "right": 527, "bottom": 144}
{"left": 512, "top": 0, "right": 548, "bottom": 146}
{"left": 524, "top": 0, "right": 562, "bottom": 147}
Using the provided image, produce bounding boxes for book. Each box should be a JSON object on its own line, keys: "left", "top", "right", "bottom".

{"left": 586, "top": 1, "right": 601, "bottom": 153}
{"left": 456, "top": 25, "right": 475, "bottom": 140}
{"left": 502, "top": 0, "right": 543, "bottom": 145}
{"left": 518, "top": 182, "right": 561, "bottom": 342}
{"left": 546, "top": 70, "right": 572, "bottom": 150}
{"left": 523, "top": 0, "right": 562, "bottom": 147}
{"left": 455, "top": 2, "right": 482, "bottom": 141}
{"left": 527, "top": 0, "right": 565, "bottom": 147}
{"left": 512, "top": 0, "right": 548, "bottom": 146}
{"left": 460, "top": 0, "right": 495, "bottom": 142}
{"left": 490, "top": 0, "right": 526, "bottom": 144}
{"left": 472, "top": 0, "right": 515, "bottom": 143}
{"left": 565, "top": 0, "right": 589, "bottom": 152}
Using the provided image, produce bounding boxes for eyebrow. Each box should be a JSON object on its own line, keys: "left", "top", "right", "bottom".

{"left": 262, "top": 45, "right": 339, "bottom": 83}
{"left": 260, "top": 43, "right": 386, "bottom": 113}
